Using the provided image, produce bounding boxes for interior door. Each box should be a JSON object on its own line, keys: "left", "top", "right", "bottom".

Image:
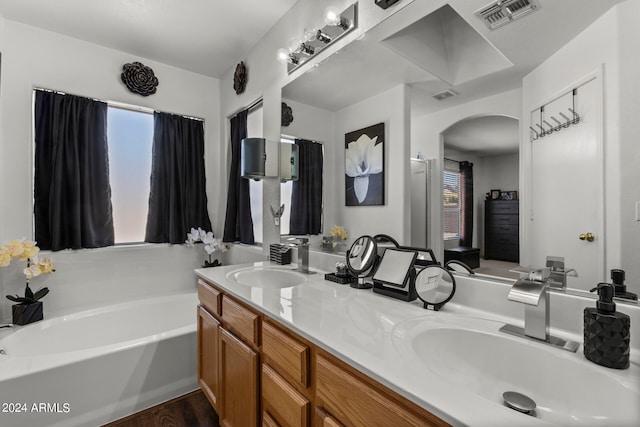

{"left": 530, "top": 73, "right": 604, "bottom": 289}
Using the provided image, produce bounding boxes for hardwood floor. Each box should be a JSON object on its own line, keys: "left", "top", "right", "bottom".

{"left": 103, "top": 390, "right": 219, "bottom": 427}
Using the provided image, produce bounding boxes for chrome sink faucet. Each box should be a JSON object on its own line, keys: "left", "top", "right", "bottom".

{"left": 500, "top": 267, "right": 579, "bottom": 352}
{"left": 286, "top": 237, "right": 315, "bottom": 275}
{"left": 546, "top": 256, "right": 578, "bottom": 289}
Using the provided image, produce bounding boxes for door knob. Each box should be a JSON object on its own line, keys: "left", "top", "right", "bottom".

{"left": 579, "top": 233, "right": 595, "bottom": 242}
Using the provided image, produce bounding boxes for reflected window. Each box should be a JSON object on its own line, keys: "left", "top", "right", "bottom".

{"left": 443, "top": 168, "right": 461, "bottom": 240}
{"left": 247, "top": 104, "right": 263, "bottom": 243}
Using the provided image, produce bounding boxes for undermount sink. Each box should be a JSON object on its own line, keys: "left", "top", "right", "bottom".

{"left": 226, "top": 266, "right": 308, "bottom": 288}
{"left": 392, "top": 316, "right": 640, "bottom": 426}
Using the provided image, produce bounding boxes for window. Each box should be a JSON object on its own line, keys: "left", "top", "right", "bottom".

{"left": 33, "top": 89, "right": 210, "bottom": 250}
{"left": 443, "top": 169, "right": 461, "bottom": 240}
{"left": 279, "top": 136, "right": 295, "bottom": 235}
{"left": 107, "top": 107, "right": 154, "bottom": 244}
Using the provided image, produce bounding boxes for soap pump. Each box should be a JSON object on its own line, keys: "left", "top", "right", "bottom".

{"left": 584, "top": 283, "right": 630, "bottom": 369}
{"left": 611, "top": 269, "right": 638, "bottom": 301}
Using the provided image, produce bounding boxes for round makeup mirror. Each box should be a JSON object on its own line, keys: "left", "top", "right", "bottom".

{"left": 445, "top": 260, "right": 475, "bottom": 275}
{"left": 346, "top": 235, "right": 377, "bottom": 289}
{"left": 415, "top": 265, "right": 456, "bottom": 311}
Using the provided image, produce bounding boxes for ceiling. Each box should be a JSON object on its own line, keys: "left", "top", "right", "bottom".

{"left": 443, "top": 115, "right": 519, "bottom": 156}
{"left": 281, "top": 0, "right": 623, "bottom": 155}
{"left": 0, "top": 0, "right": 297, "bottom": 78}
{"left": 283, "top": 0, "right": 623, "bottom": 116}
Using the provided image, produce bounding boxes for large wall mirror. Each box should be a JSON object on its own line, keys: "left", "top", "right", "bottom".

{"left": 279, "top": 0, "right": 637, "bottom": 302}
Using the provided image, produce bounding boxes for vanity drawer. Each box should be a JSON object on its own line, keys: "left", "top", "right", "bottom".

{"left": 487, "top": 234, "right": 518, "bottom": 246}
{"left": 486, "top": 223, "right": 518, "bottom": 235}
{"left": 487, "top": 214, "right": 519, "bottom": 226}
{"left": 198, "top": 279, "right": 222, "bottom": 317}
{"left": 315, "top": 353, "right": 448, "bottom": 427}
{"left": 221, "top": 295, "right": 260, "bottom": 348}
{"left": 486, "top": 200, "right": 519, "bottom": 215}
{"left": 262, "top": 363, "right": 310, "bottom": 427}
{"left": 262, "top": 321, "right": 310, "bottom": 388}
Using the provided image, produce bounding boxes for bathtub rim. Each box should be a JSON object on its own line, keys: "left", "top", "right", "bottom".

{"left": 0, "top": 291, "right": 197, "bottom": 382}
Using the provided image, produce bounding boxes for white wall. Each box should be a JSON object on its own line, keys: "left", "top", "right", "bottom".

{"left": 522, "top": 1, "right": 638, "bottom": 286}
{"left": 0, "top": 20, "right": 220, "bottom": 321}
{"left": 333, "top": 85, "right": 411, "bottom": 245}
{"left": 412, "top": 88, "right": 522, "bottom": 260}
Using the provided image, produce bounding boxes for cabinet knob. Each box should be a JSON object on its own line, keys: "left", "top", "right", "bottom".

{"left": 579, "top": 232, "right": 595, "bottom": 242}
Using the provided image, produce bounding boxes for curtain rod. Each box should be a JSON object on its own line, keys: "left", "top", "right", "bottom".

{"left": 229, "top": 97, "right": 263, "bottom": 119}
{"left": 444, "top": 157, "right": 461, "bottom": 163}
{"left": 33, "top": 87, "right": 205, "bottom": 122}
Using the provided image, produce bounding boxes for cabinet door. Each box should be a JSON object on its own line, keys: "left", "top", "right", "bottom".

{"left": 219, "top": 327, "right": 259, "bottom": 427}
{"left": 197, "top": 306, "right": 220, "bottom": 412}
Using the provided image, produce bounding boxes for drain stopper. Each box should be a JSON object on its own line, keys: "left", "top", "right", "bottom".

{"left": 503, "top": 391, "right": 536, "bottom": 413}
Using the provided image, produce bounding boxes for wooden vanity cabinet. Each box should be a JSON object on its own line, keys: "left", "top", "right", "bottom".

{"left": 197, "top": 278, "right": 450, "bottom": 427}
{"left": 197, "top": 280, "right": 260, "bottom": 427}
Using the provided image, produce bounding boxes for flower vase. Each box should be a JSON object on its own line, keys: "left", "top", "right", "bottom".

{"left": 12, "top": 301, "right": 44, "bottom": 325}
{"left": 322, "top": 236, "right": 335, "bottom": 252}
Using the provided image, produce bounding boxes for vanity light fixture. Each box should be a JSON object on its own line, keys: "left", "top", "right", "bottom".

{"left": 299, "top": 42, "right": 315, "bottom": 56}
{"left": 276, "top": 3, "right": 357, "bottom": 74}
{"left": 276, "top": 48, "right": 300, "bottom": 65}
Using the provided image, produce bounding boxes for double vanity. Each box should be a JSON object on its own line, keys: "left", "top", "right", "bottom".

{"left": 195, "top": 261, "right": 639, "bottom": 426}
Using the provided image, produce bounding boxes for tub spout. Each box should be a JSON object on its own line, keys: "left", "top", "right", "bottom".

{"left": 0, "top": 324, "right": 14, "bottom": 329}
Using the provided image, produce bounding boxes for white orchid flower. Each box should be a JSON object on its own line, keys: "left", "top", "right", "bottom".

{"left": 345, "top": 134, "right": 383, "bottom": 203}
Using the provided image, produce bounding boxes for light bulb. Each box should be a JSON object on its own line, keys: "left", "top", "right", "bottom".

{"left": 303, "top": 27, "right": 318, "bottom": 42}
{"left": 324, "top": 5, "right": 341, "bottom": 26}
{"left": 276, "top": 48, "right": 290, "bottom": 64}
{"left": 287, "top": 37, "right": 302, "bottom": 53}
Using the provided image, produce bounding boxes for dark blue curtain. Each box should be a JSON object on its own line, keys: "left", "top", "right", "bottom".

{"left": 290, "top": 139, "right": 323, "bottom": 235}
{"left": 459, "top": 160, "right": 473, "bottom": 247}
{"left": 145, "top": 112, "right": 212, "bottom": 243}
{"left": 223, "top": 110, "right": 254, "bottom": 243}
{"left": 34, "top": 90, "right": 114, "bottom": 251}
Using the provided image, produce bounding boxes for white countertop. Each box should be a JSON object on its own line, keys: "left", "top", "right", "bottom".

{"left": 195, "top": 262, "right": 638, "bottom": 427}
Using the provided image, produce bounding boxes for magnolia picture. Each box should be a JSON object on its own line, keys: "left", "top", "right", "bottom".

{"left": 345, "top": 123, "right": 385, "bottom": 206}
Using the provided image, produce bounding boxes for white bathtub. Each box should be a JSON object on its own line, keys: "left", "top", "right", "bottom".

{"left": 0, "top": 292, "right": 199, "bottom": 427}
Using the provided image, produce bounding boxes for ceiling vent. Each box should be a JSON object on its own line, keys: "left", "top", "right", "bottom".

{"left": 476, "top": 0, "right": 540, "bottom": 30}
{"left": 433, "top": 89, "right": 458, "bottom": 101}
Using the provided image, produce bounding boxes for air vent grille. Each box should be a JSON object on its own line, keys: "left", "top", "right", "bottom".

{"left": 433, "top": 89, "right": 458, "bottom": 101}
{"left": 476, "top": 0, "right": 540, "bottom": 30}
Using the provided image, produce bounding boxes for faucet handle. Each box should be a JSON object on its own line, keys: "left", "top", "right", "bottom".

{"left": 286, "top": 237, "right": 309, "bottom": 246}
{"left": 546, "top": 255, "right": 565, "bottom": 271}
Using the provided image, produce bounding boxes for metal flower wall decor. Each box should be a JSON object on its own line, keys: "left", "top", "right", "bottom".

{"left": 281, "top": 102, "right": 294, "bottom": 127}
{"left": 121, "top": 61, "right": 159, "bottom": 96}
{"left": 233, "top": 62, "right": 247, "bottom": 95}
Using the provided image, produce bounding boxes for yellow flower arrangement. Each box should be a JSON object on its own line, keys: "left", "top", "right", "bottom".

{"left": 1, "top": 239, "right": 55, "bottom": 305}
{"left": 330, "top": 225, "right": 348, "bottom": 240}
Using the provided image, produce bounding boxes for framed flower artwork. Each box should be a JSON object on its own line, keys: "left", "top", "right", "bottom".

{"left": 345, "top": 123, "right": 385, "bottom": 206}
